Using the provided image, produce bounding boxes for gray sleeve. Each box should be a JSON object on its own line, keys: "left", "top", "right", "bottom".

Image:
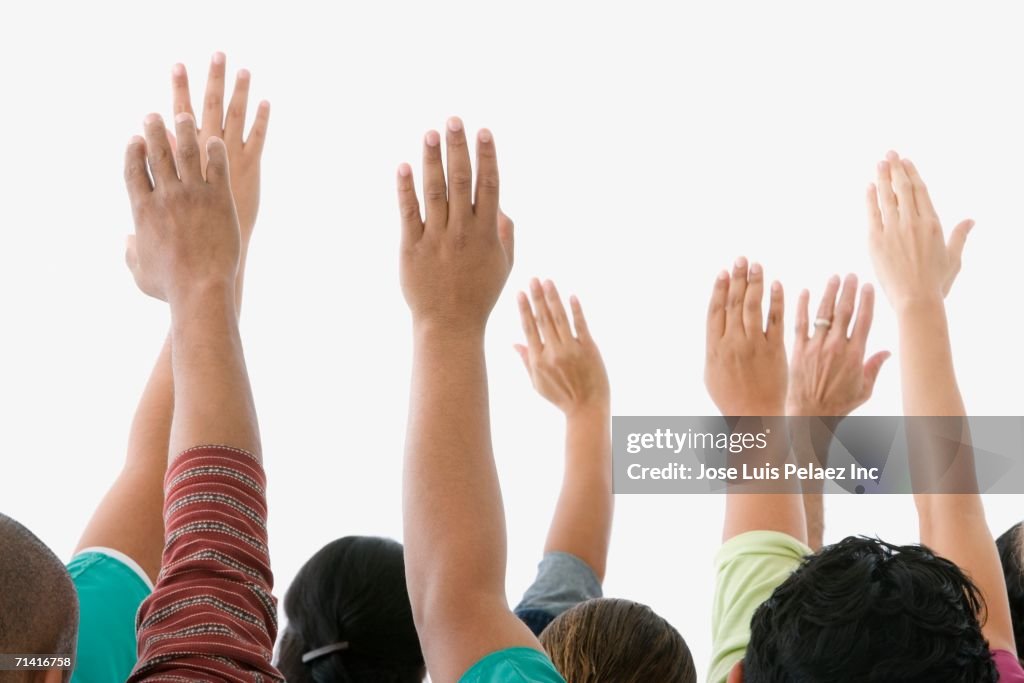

{"left": 514, "top": 551, "right": 603, "bottom": 618}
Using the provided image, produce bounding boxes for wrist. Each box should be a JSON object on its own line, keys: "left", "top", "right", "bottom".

{"left": 412, "top": 316, "right": 488, "bottom": 342}
{"left": 564, "top": 400, "right": 611, "bottom": 424}
{"left": 168, "top": 279, "right": 237, "bottom": 319}
{"left": 892, "top": 293, "right": 946, "bottom": 319}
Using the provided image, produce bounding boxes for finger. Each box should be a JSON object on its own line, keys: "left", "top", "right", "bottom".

{"left": 530, "top": 277, "right": 560, "bottom": 345}
{"left": 947, "top": 219, "right": 975, "bottom": 265}
{"left": 876, "top": 161, "right": 898, "bottom": 228}
{"left": 812, "top": 275, "right": 841, "bottom": 341}
{"left": 517, "top": 291, "right": 543, "bottom": 355}
{"left": 205, "top": 137, "right": 231, "bottom": 186}
{"left": 498, "top": 210, "right": 515, "bottom": 265}
{"left": 569, "top": 295, "right": 592, "bottom": 343}
{"left": 173, "top": 113, "right": 202, "bottom": 183}
{"left": 124, "top": 234, "right": 138, "bottom": 272}
{"left": 901, "top": 158, "right": 937, "bottom": 219}
{"left": 124, "top": 135, "right": 153, "bottom": 200}
{"left": 886, "top": 150, "right": 916, "bottom": 220}
{"left": 725, "top": 257, "right": 749, "bottom": 335}
{"left": 706, "top": 270, "right": 729, "bottom": 345}
{"left": 794, "top": 288, "right": 810, "bottom": 346}
{"left": 397, "top": 163, "right": 423, "bottom": 246}
{"left": 850, "top": 283, "right": 876, "bottom": 349}
{"left": 866, "top": 184, "right": 883, "bottom": 235}
{"left": 513, "top": 344, "right": 531, "bottom": 373}
{"left": 224, "top": 68, "right": 251, "bottom": 144}
{"left": 245, "top": 100, "right": 271, "bottom": 156}
{"left": 743, "top": 262, "right": 765, "bottom": 337}
{"left": 142, "top": 114, "right": 177, "bottom": 186}
{"left": 171, "top": 63, "right": 194, "bottom": 117}
{"left": 201, "top": 51, "right": 227, "bottom": 134}
{"left": 445, "top": 117, "right": 473, "bottom": 217}
{"left": 543, "top": 280, "right": 573, "bottom": 341}
{"left": 474, "top": 128, "right": 499, "bottom": 219}
{"left": 766, "top": 281, "right": 785, "bottom": 343}
{"left": 829, "top": 274, "right": 859, "bottom": 340}
{"left": 422, "top": 130, "right": 447, "bottom": 229}
{"left": 862, "top": 351, "right": 892, "bottom": 398}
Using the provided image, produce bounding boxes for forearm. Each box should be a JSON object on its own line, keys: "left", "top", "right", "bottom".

{"left": 404, "top": 326, "right": 508, "bottom": 611}
{"left": 168, "top": 284, "right": 260, "bottom": 459}
{"left": 788, "top": 417, "right": 838, "bottom": 552}
{"left": 897, "top": 299, "right": 964, "bottom": 418}
{"left": 544, "top": 406, "right": 613, "bottom": 581}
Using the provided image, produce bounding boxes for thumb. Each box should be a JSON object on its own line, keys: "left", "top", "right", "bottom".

{"left": 498, "top": 209, "right": 515, "bottom": 264}
{"left": 513, "top": 343, "right": 530, "bottom": 372}
{"left": 947, "top": 219, "right": 974, "bottom": 265}
{"left": 205, "top": 137, "right": 231, "bottom": 185}
{"left": 862, "top": 351, "right": 892, "bottom": 398}
{"left": 124, "top": 234, "right": 138, "bottom": 272}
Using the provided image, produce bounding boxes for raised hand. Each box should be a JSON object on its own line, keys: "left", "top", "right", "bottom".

{"left": 397, "top": 118, "right": 514, "bottom": 334}
{"left": 169, "top": 52, "right": 269, "bottom": 240}
{"left": 515, "top": 279, "right": 609, "bottom": 418}
{"left": 705, "top": 258, "right": 787, "bottom": 416}
{"left": 124, "top": 113, "right": 239, "bottom": 305}
{"left": 787, "top": 274, "right": 890, "bottom": 417}
{"left": 867, "top": 151, "right": 973, "bottom": 309}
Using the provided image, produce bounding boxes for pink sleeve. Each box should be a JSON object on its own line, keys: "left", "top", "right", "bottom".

{"left": 993, "top": 650, "right": 1024, "bottom": 682}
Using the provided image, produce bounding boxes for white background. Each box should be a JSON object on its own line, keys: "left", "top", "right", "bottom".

{"left": 1, "top": 1, "right": 1022, "bottom": 675}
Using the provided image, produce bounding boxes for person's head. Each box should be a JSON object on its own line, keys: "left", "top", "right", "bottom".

{"left": 996, "top": 522, "right": 1024, "bottom": 657}
{"left": 277, "top": 536, "right": 425, "bottom": 682}
{"left": 741, "top": 536, "right": 996, "bottom": 682}
{"left": 539, "top": 598, "right": 696, "bottom": 683}
{"left": 0, "top": 513, "right": 78, "bottom": 683}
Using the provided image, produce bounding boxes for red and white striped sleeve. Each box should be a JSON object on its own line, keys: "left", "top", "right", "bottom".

{"left": 129, "top": 445, "right": 283, "bottom": 682}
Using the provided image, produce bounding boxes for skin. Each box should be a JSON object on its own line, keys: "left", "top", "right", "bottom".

{"left": 74, "top": 53, "right": 269, "bottom": 580}
{"left": 515, "top": 279, "right": 612, "bottom": 580}
{"left": 705, "top": 259, "right": 805, "bottom": 543}
{"left": 398, "top": 117, "right": 542, "bottom": 683}
{"left": 787, "top": 275, "right": 889, "bottom": 550}
{"left": 868, "top": 151, "right": 1015, "bottom": 655}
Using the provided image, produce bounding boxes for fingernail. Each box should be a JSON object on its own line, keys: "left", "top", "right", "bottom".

{"left": 174, "top": 112, "right": 192, "bottom": 124}
{"left": 172, "top": 63, "right": 185, "bottom": 77}
{"left": 717, "top": 270, "right": 729, "bottom": 281}
{"left": 772, "top": 281, "right": 782, "bottom": 293}
{"left": 397, "top": 163, "right": 411, "bottom": 177}
{"left": 543, "top": 279, "right": 555, "bottom": 291}
{"left": 750, "top": 262, "right": 763, "bottom": 276}
{"left": 144, "top": 113, "right": 162, "bottom": 125}
{"left": 212, "top": 51, "right": 226, "bottom": 65}
{"left": 886, "top": 150, "right": 898, "bottom": 161}
{"left": 877, "top": 161, "right": 888, "bottom": 171}
{"left": 425, "top": 130, "right": 440, "bottom": 147}
{"left": 478, "top": 128, "right": 493, "bottom": 143}
{"left": 734, "top": 256, "right": 748, "bottom": 269}
{"left": 447, "top": 117, "right": 463, "bottom": 132}
{"left": 237, "top": 68, "right": 251, "bottom": 80}
{"left": 128, "top": 135, "right": 144, "bottom": 146}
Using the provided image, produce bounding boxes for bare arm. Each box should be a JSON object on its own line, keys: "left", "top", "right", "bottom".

{"left": 74, "top": 54, "right": 269, "bottom": 579}
{"left": 398, "top": 119, "right": 542, "bottom": 683}
{"left": 515, "top": 280, "right": 612, "bottom": 580}
{"left": 786, "top": 275, "right": 889, "bottom": 550}
{"left": 705, "top": 259, "right": 806, "bottom": 543}
{"left": 868, "top": 152, "right": 1014, "bottom": 654}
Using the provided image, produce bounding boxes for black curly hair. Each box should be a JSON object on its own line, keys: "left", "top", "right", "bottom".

{"left": 744, "top": 536, "right": 997, "bottom": 682}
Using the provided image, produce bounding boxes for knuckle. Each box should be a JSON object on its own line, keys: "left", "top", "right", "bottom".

{"left": 477, "top": 173, "right": 499, "bottom": 192}
{"left": 449, "top": 171, "right": 472, "bottom": 192}
{"left": 424, "top": 185, "right": 446, "bottom": 202}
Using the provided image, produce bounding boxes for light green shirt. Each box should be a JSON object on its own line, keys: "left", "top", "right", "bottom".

{"left": 459, "top": 647, "right": 565, "bottom": 682}
{"left": 708, "top": 530, "right": 811, "bottom": 683}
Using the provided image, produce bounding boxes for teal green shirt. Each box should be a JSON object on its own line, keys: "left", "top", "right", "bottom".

{"left": 459, "top": 647, "right": 565, "bottom": 682}
{"left": 68, "top": 549, "right": 152, "bottom": 683}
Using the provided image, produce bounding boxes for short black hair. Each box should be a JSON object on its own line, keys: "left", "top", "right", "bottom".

{"left": 276, "top": 536, "right": 425, "bottom": 682}
{"left": 745, "top": 536, "right": 996, "bottom": 682}
{"left": 0, "top": 513, "right": 78, "bottom": 683}
{"left": 996, "top": 522, "right": 1024, "bottom": 656}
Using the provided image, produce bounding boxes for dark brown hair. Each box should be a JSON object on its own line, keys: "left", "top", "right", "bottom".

{"left": 539, "top": 598, "right": 695, "bottom": 683}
